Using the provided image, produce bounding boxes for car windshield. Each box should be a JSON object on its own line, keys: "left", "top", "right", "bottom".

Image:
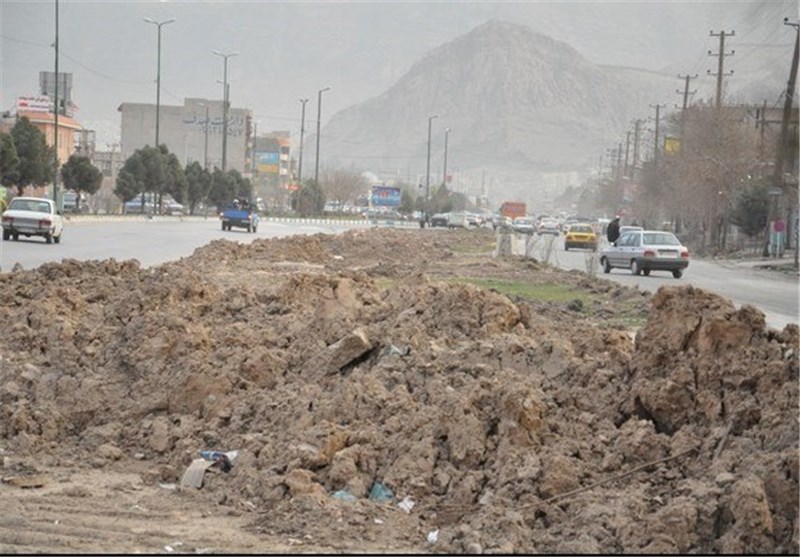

{"left": 9, "top": 199, "right": 49, "bottom": 212}
{"left": 570, "top": 225, "right": 593, "bottom": 233}
{"left": 643, "top": 232, "right": 680, "bottom": 246}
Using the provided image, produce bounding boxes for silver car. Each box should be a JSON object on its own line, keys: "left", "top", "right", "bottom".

{"left": 600, "top": 229, "right": 689, "bottom": 278}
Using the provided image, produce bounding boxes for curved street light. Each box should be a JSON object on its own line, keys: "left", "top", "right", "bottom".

{"left": 425, "top": 114, "right": 438, "bottom": 223}
{"left": 212, "top": 50, "right": 238, "bottom": 171}
{"left": 143, "top": 17, "right": 175, "bottom": 149}
{"left": 442, "top": 127, "right": 451, "bottom": 189}
{"left": 298, "top": 98, "right": 309, "bottom": 186}
{"left": 314, "top": 87, "right": 331, "bottom": 188}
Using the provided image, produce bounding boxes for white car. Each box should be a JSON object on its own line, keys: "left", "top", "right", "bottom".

{"left": 2, "top": 197, "right": 64, "bottom": 244}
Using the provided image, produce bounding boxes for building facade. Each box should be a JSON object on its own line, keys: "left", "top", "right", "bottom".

{"left": 118, "top": 98, "right": 252, "bottom": 174}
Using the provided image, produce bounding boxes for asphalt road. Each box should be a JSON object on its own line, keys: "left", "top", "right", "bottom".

{"left": 2, "top": 219, "right": 797, "bottom": 331}
{"left": 0, "top": 216, "right": 370, "bottom": 271}
{"left": 524, "top": 233, "right": 799, "bottom": 331}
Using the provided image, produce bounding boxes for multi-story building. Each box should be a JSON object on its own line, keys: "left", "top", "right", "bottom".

{"left": 252, "top": 131, "right": 292, "bottom": 211}
{"left": 118, "top": 98, "right": 252, "bottom": 174}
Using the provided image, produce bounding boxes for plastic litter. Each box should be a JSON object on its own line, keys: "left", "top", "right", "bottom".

{"left": 397, "top": 495, "right": 415, "bottom": 513}
{"left": 200, "top": 450, "right": 239, "bottom": 473}
{"left": 332, "top": 489, "right": 358, "bottom": 502}
{"left": 368, "top": 482, "right": 394, "bottom": 503}
{"left": 382, "top": 344, "right": 409, "bottom": 356}
{"left": 427, "top": 529, "right": 439, "bottom": 544}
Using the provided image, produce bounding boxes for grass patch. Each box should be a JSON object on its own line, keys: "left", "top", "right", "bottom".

{"left": 374, "top": 277, "right": 396, "bottom": 290}
{"left": 449, "top": 241, "right": 497, "bottom": 254}
{"left": 448, "top": 277, "right": 591, "bottom": 305}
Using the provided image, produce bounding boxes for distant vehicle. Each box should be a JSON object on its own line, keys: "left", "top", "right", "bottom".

{"left": 564, "top": 223, "right": 598, "bottom": 251}
{"left": 125, "top": 193, "right": 184, "bottom": 215}
{"left": 430, "top": 213, "right": 449, "bottom": 227}
{"left": 62, "top": 191, "right": 84, "bottom": 213}
{"left": 163, "top": 200, "right": 185, "bottom": 215}
{"left": 600, "top": 229, "right": 689, "bottom": 278}
{"left": 2, "top": 196, "right": 64, "bottom": 244}
{"left": 537, "top": 218, "right": 560, "bottom": 236}
{"left": 447, "top": 212, "right": 469, "bottom": 229}
{"left": 220, "top": 199, "right": 259, "bottom": 233}
{"left": 512, "top": 216, "right": 536, "bottom": 234}
{"left": 125, "top": 193, "right": 157, "bottom": 214}
{"left": 500, "top": 201, "right": 526, "bottom": 220}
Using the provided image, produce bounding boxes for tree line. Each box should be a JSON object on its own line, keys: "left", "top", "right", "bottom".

{"left": 1, "top": 115, "right": 480, "bottom": 218}
{"left": 589, "top": 103, "right": 797, "bottom": 255}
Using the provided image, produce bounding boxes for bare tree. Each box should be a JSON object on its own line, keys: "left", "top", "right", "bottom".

{"left": 321, "top": 167, "right": 368, "bottom": 211}
{"left": 659, "top": 103, "right": 760, "bottom": 253}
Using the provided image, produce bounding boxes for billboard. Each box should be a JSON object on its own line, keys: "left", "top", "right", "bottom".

{"left": 256, "top": 152, "right": 280, "bottom": 174}
{"left": 17, "top": 95, "right": 53, "bottom": 112}
{"left": 371, "top": 185, "right": 401, "bottom": 207}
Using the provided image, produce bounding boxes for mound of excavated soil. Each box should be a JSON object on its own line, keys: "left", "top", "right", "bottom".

{"left": 0, "top": 228, "right": 796, "bottom": 554}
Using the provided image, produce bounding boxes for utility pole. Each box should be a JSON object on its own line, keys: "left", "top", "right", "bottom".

{"left": 650, "top": 104, "right": 665, "bottom": 168}
{"left": 623, "top": 131, "right": 631, "bottom": 178}
{"left": 708, "top": 30, "right": 735, "bottom": 110}
{"left": 764, "top": 18, "right": 799, "bottom": 261}
{"left": 251, "top": 121, "right": 257, "bottom": 193}
{"left": 676, "top": 74, "right": 698, "bottom": 139}
{"left": 297, "top": 98, "right": 308, "bottom": 186}
{"left": 53, "top": 0, "right": 59, "bottom": 207}
{"left": 632, "top": 119, "right": 642, "bottom": 180}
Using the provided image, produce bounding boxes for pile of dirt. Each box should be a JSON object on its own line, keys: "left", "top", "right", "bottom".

{"left": 0, "top": 228, "right": 796, "bottom": 553}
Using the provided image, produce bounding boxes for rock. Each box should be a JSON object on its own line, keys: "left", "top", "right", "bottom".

{"left": 327, "top": 329, "right": 372, "bottom": 372}
{"left": 715, "top": 472, "right": 735, "bottom": 486}
{"left": 96, "top": 443, "right": 123, "bottom": 461}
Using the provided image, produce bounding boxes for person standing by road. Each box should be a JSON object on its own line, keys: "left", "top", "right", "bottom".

{"left": 606, "top": 216, "right": 621, "bottom": 243}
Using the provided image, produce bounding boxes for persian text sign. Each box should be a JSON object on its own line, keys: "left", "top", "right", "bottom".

{"left": 17, "top": 96, "right": 52, "bottom": 112}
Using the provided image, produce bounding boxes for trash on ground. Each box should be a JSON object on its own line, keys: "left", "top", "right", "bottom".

{"left": 332, "top": 489, "right": 358, "bottom": 502}
{"left": 368, "top": 482, "right": 394, "bottom": 502}
{"left": 200, "top": 450, "right": 239, "bottom": 473}
{"left": 397, "top": 496, "right": 415, "bottom": 513}
{"left": 180, "top": 459, "right": 216, "bottom": 490}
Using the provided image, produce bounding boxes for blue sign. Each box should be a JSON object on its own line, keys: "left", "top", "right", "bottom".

{"left": 257, "top": 152, "right": 279, "bottom": 164}
{"left": 371, "top": 186, "right": 401, "bottom": 207}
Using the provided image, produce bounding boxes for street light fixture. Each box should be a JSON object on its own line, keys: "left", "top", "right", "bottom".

{"left": 212, "top": 49, "right": 238, "bottom": 171}
{"left": 314, "top": 87, "right": 331, "bottom": 214}
{"left": 442, "top": 127, "right": 451, "bottom": 189}
{"left": 425, "top": 114, "right": 438, "bottom": 224}
{"left": 298, "top": 98, "right": 308, "bottom": 186}
{"left": 143, "top": 17, "right": 175, "bottom": 149}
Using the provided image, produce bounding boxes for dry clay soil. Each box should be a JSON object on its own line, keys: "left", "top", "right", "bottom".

{"left": 0, "top": 227, "right": 797, "bottom": 554}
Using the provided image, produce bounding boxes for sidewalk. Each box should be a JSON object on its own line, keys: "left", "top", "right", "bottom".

{"left": 706, "top": 254, "right": 799, "bottom": 275}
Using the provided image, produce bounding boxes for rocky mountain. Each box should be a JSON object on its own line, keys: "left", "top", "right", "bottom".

{"left": 321, "top": 20, "right": 679, "bottom": 187}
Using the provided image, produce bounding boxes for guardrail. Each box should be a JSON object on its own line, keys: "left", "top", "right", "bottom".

{"left": 62, "top": 213, "right": 421, "bottom": 228}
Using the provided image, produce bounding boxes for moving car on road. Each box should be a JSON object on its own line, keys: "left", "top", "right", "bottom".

{"left": 1, "top": 197, "right": 64, "bottom": 244}
{"left": 537, "top": 218, "right": 560, "bottom": 236}
{"left": 600, "top": 229, "right": 689, "bottom": 278}
{"left": 564, "top": 223, "right": 598, "bottom": 251}
{"left": 512, "top": 216, "right": 536, "bottom": 235}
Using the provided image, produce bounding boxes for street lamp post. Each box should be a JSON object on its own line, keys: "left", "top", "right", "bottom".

{"left": 144, "top": 17, "right": 174, "bottom": 215}
{"left": 144, "top": 17, "right": 175, "bottom": 148}
{"left": 442, "top": 127, "right": 451, "bottom": 188}
{"left": 198, "top": 103, "right": 210, "bottom": 170}
{"left": 425, "top": 114, "right": 438, "bottom": 223}
{"left": 298, "top": 98, "right": 308, "bottom": 186}
{"left": 314, "top": 87, "right": 331, "bottom": 214}
{"left": 212, "top": 50, "right": 238, "bottom": 171}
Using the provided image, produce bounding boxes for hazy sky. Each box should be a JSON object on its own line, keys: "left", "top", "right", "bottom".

{"left": 1, "top": 1, "right": 796, "bottom": 149}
